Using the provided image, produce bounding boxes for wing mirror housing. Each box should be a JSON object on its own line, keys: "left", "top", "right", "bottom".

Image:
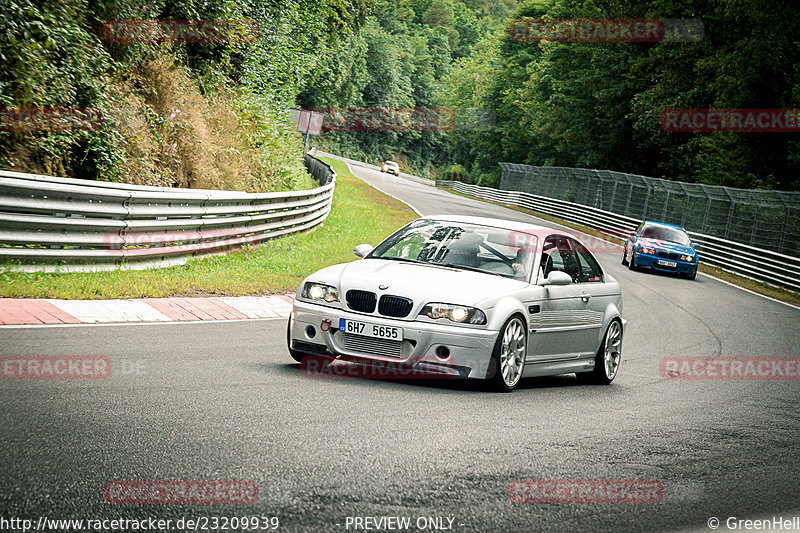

{"left": 537, "top": 270, "right": 572, "bottom": 286}
{"left": 629, "top": 232, "right": 637, "bottom": 241}
{"left": 353, "top": 244, "right": 374, "bottom": 258}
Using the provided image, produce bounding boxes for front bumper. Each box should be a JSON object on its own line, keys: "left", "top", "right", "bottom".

{"left": 633, "top": 252, "right": 697, "bottom": 276}
{"left": 289, "top": 299, "right": 498, "bottom": 379}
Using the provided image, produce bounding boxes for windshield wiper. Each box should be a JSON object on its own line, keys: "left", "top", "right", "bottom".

{"left": 369, "top": 256, "right": 427, "bottom": 264}
{"left": 441, "top": 263, "right": 498, "bottom": 275}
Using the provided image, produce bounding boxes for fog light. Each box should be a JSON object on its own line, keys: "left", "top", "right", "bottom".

{"left": 435, "top": 346, "right": 451, "bottom": 360}
{"left": 305, "top": 325, "right": 316, "bottom": 339}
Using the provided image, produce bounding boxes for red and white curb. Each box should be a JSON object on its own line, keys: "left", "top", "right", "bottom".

{"left": 0, "top": 294, "right": 294, "bottom": 326}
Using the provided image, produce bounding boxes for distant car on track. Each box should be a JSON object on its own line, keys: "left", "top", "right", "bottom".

{"left": 622, "top": 221, "right": 699, "bottom": 279}
{"left": 381, "top": 161, "right": 400, "bottom": 175}
{"left": 288, "top": 215, "right": 626, "bottom": 392}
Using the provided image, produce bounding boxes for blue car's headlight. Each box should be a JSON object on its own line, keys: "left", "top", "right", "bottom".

{"left": 302, "top": 282, "right": 340, "bottom": 303}
{"left": 681, "top": 254, "right": 695, "bottom": 262}
{"left": 638, "top": 246, "right": 655, "bottom": 255}
{"left": 420, "top": 303, "right": 487, "bottom": 325}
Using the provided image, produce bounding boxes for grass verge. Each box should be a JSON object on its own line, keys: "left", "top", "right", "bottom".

{"left": 0, "top": 157, "right": 416, "bottom": 299}
{"left": 442, "top": 187, "right": 800, "bottom": 306}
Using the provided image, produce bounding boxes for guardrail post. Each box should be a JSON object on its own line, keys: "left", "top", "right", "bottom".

{"left": 642, "top": 187, "right": 651, "bottom": 220}
{"left": 623, "top": 184, "right": 633, "bottom": 217}
{"left": 609, "top": 180, "right": 618, "bottom": 212}
{"left": 778, "top": 208, "right": 789, "bottom": 254}
{"left": 750, "top": 204, "right": 760, "bottom": 246}
{"left": 702, "top": 197, "right": 712, "bottom": 234}
{"left": 724, "top": 202, "right": 735, "bottom": 239}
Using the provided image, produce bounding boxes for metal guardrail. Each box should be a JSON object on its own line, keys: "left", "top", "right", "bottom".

{"left": 500, "top": 162, "right": 800, "bottom": 258}
{"left": 0, "top": 155, "right": 336, "bottom": 271}
{"left": 436, "top": 180, "right": 800, "bottom": 292}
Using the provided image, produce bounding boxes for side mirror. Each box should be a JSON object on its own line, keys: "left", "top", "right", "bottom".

{"left": 537, "top": 270, "right": 572, "bottom": 286}
{"left": 353, "top": 244, "right": 374, "bottom": 258}
{"left": 628, "top": 232, "right": 637, "bottom": 241}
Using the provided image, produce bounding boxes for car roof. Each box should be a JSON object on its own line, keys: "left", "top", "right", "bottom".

{"left": 642, "top": 220, "right": 687, "bottom": 231}
{"left": 421, "top": 214, "right": 553, "bottom": 234}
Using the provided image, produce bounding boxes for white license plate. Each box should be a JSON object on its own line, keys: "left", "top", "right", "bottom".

{"left": 657, "top": 259, "right": 677, "bottom": 267}
{"left": 339, "top": 319, "right": 403, "bottom": 341}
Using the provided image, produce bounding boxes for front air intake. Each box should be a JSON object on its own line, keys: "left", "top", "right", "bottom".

{"left": 346, "top": 290, "right": 377, "bottom": 313}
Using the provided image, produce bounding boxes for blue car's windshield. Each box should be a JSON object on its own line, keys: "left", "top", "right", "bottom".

{"left": 641, "top": 225, "right": 691, "bottom": 246}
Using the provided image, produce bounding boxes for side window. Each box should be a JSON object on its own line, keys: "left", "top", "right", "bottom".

{"left": 571, "top": 239, "right": 604, "bottom": 283}
{"left": 542, "top": 236, "right": 581, "bottom": 283}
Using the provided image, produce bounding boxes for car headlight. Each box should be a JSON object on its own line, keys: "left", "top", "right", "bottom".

{"left": 681, "top": 254, "right": 695, "bottom": 262}
{"left": 302, "top": 282, "right": 340, "bottom": 303}
{"left": 420, "top": 303, "right": 487, "bottom": 325}
{"left": 638, "top": 246, "right": 655, "bottom": 255}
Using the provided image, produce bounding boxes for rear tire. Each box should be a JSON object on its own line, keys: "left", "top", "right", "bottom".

{"left": 488, "top": 316, "right": 527, "bottom": 392}
{"left": 576, "top": 320, "right": 622, "bottom": 385}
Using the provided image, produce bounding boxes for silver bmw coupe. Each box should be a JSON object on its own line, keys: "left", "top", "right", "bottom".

{"left": 288, "top": 215, "right": 625, "bottom": 391}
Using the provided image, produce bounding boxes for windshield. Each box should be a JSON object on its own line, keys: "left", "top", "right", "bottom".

{"left": 641, "top": 225, "right": 691, "bottom": 246}
{"left": 368, "top": 219, "right": 537, "bottom": 280}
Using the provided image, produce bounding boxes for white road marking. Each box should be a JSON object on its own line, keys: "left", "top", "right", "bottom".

{"left": 219, "top": 296, "right": 292, "bottom": 318}
{"left": 47, "top": 299, "right": 172, "bottom": 323}
{"left": 0, "top": 316, "right": 286, "bottom": 329}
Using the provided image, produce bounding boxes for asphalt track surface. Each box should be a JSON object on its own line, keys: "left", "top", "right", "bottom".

{"left": 1, "top": 158, "right": 799, "bottom": 532}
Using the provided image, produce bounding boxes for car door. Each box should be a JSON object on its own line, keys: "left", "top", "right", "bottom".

{"left": 570, "top": 239, "right": 608, "bottom": 352}
{"left": 527, "top": 235, "right": 591, "bottom": 361}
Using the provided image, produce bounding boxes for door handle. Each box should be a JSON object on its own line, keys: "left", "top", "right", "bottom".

{"left": 581, "top": 293, "right": 591, "bottom": 303}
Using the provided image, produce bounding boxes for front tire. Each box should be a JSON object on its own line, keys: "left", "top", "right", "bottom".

{"left": 287, "top": 317, "right": 306, "bottom": 363}
{"left": 488, "top": 316, "right": 527, "bottom": 392}
{"left": 576, "top": 320, "right": 622, "bottom": 385}
{"left": 621, "top": 247, "right": 629, "bottom": 265}
{"left": 628, "top": 251, "right": 637, "bottom": 270}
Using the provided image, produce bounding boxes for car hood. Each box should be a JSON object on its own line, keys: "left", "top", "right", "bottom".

{"left": 638, "top": 238, "right": 695, "bottom": 255}
{"left": 307, "top": 259, "right": 528, "bottom": 311}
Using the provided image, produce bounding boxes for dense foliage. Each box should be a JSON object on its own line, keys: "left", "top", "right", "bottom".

{"left": 442, "top": 0, "right": 800, "bottom": 190}
{"left": 0, "top": 0, "right": 371, "bottom": 190}
{"left": 1, "top": 0, "right": 797, "bottom": 191}
{"left": 298, "top": 0, "right": 516, "bottom": 176}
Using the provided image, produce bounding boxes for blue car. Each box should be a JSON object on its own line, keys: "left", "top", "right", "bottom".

{"left": 622, "top": 221, "right": 699, "bottom": 280}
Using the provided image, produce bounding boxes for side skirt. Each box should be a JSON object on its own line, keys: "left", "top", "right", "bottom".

{"left": 522, "top": 358, "right": 595, "bottom": 378}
